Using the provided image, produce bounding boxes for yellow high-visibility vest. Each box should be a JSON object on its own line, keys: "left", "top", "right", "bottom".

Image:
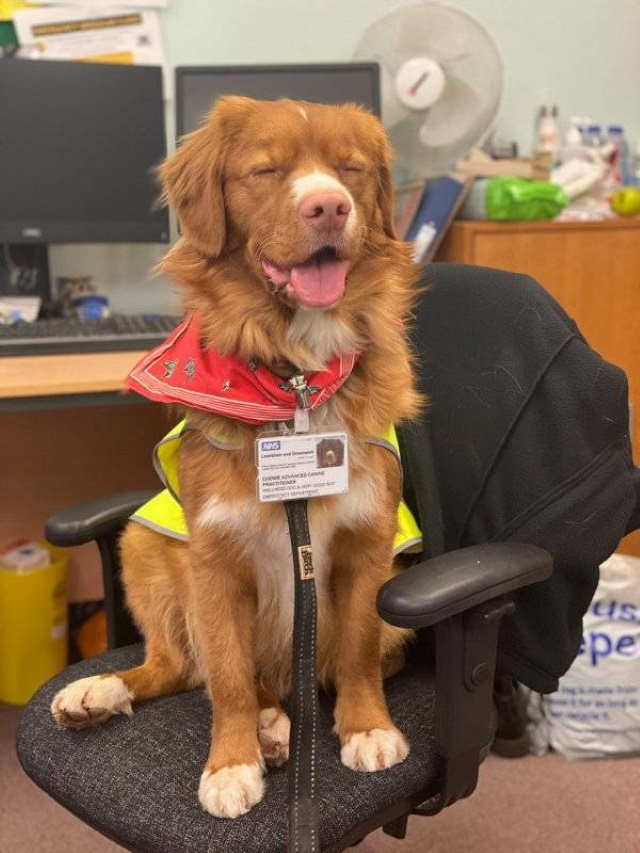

{"left": 132, "top": 420, "right": 422, "bottom": 556}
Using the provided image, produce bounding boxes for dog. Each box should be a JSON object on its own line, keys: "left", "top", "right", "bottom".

{"left": 50, "top": 96, "right": 422, "bottom": 819}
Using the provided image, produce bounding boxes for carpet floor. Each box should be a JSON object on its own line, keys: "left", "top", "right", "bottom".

{"left": 2, "top": 701, "right": 638, "bottom": 852}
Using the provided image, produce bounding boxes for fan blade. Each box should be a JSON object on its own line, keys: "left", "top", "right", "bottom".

{"left": 390, "top": 3, "right": 471, "bottom": 64}
{"left": 418, "top": 75, "right": 483, "bottom": 148}
{"left": 389, "top": 112, "right": 435, "bottom": 176}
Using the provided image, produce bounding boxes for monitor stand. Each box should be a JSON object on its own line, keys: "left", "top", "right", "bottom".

{"left": 0, "top": 243, "right": 52, "bottom": 303}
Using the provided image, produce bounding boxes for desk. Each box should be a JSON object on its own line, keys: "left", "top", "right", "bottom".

{"left": 1, "top": 350, "right": 141, "bottom": 407}
{"left": 1, "top": 351, "right": 169, "bottom": 600}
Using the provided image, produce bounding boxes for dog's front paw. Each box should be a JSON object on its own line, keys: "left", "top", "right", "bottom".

{"left": 341, "top": 727, "right": 409, "bottom": 772}
{"left": 198, "top": 763, "right": 265, "bottom": 819}
{"left": 258, "top": 707, "right": 290, "bottom": 767}
{"left": 51, "top": 675, "right": 133, "bottom": 729}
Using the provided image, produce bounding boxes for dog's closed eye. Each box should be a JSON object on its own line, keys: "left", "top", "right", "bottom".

{"left": 252, "top": 165, "right": 282, "bottom": 178}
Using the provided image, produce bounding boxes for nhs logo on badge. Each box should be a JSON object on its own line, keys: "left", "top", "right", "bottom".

{"left": 261, "top": 440, "right": 281, "bottom": 452}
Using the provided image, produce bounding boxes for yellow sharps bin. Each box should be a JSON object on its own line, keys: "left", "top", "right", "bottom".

{"left": 0, "top": 544, "right": 68, "bottom": 704}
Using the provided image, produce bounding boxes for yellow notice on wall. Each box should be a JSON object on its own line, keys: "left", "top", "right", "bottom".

{"left": 77, "top": 50, "right": 133, "bottom": 64}
{"left": 0, "top": 0, "right": 38, "bottom": 21}
{"left": 12, "top": 5, "right": 170, "bottom": 96}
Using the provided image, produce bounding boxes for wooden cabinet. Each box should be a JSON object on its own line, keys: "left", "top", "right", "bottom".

{"left": 0, "top": 403, "right": 169, "bottom": 602}
{"left": 0, "top": 354, "right": 169, "bottom": 602}
{"left": 435, "top": 218, "right": 640, "bottom": 555}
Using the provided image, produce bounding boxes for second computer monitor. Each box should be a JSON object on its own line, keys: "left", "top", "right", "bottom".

{"left": 175, "top": 63, "right": 381, "bottom": 137}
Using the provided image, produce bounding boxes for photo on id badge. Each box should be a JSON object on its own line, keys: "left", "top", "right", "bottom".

{"left": 316, "top": 437, "right": 345, "bottom": 469}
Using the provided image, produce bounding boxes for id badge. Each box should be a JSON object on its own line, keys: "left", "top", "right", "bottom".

{"left": 256, "top": 431, "right": 349, "bottom": 502}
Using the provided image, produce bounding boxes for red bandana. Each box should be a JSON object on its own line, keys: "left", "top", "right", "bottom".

{"left": 126, "top": 315, "right": 359, "bottom": 425}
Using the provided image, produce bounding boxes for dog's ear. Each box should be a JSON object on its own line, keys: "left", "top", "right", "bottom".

{"left": 158, "top": 96, "right": 254, "bottom": 257}
{"left": 374, "top": 128, "right": 397, "bottom": 239}
{"left": 159, "top": 122, "right": 226, "bottom": 257}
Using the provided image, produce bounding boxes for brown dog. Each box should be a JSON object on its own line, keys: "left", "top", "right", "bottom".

{"left": 51, "top": 97, "right": 421, "bottom": 819}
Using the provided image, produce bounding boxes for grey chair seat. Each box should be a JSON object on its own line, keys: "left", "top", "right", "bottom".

{"left": 17, "top": 644, "right": 439, "bottom": 853}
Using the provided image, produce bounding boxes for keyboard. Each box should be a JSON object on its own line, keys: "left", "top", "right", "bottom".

{"left": 0, "top": 314, "right": 181, "bottom": 356}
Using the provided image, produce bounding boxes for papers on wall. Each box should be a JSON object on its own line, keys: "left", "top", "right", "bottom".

{"left": 13, "top": 5, "right": 171, "bottom": 96}
{"left": 24, "top": 0, "right": 168, "bottom": 7}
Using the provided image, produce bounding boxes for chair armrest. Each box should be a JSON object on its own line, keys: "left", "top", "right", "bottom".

{"left": 378, "top": 543, "right": 552, "bottom": 817}
{"left": 45, "top": 490, "right": 154, "bottom": 649}
{"left": 45, "top": 490, "right": 157, "bottom": 547}
{"left": 377, "top": 543, "right": 553, "bottom": 628}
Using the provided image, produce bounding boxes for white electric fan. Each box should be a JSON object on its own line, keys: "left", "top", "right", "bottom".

{"left": 353, "top": 1, "right": 505, "bottom": 179}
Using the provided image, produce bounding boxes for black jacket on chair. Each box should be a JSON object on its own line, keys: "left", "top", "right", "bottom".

{"left": 400, "top": 263, "right": 639, "bottom": 693}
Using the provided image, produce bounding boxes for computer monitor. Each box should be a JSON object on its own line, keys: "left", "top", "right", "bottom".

{"left": 0, "top": 58, "right": 169, "bottom": 246}
{"left": 176, "top": 63, "right": 381, "bottom": 137}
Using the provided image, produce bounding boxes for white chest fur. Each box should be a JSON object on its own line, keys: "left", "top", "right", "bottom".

{"left": 195, "top": 465, "right": 380, "bottom": 668}
{"left": 287, "top": 308, "right": 360, "bottom": 366}
{"left": 196, "top": 304, "right": 372, "bottom": 680}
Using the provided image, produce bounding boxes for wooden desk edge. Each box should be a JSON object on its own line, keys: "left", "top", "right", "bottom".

{"left": 447, "top": 217, "right": 640, "bottom": 235}
{"left": 1, "top": 351, "right": 142, "bottom": 399}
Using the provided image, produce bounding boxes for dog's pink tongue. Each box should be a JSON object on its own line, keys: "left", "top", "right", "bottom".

{"left": 289, "top": 255, "right": 349, "bottom": 308}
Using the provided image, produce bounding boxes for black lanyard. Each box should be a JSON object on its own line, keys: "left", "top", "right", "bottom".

{"left": 284, "top": 498, "right": 321, "bottom": 853}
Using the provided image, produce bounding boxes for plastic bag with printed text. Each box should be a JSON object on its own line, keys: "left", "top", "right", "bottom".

{"left": 526, "top": 554, "right": 640, "bottom": 759}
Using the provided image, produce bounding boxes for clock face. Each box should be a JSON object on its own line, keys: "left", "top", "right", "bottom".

{"left": 395, "top": 56, "right": 446, "bottom": 111}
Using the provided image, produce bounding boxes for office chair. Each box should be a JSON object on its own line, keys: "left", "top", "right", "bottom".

{"left": 17, "top": 264, "right": 640, "bottom": 852}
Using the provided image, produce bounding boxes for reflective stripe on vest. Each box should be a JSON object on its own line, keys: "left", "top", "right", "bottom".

{"left": 132, "top": 420, "right": 423, "bottom": 556}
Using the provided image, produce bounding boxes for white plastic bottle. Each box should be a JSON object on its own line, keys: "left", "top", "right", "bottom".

{"left": 584, "top": 124, "right": 604, "bottom": 150}
{"left": 534, "top": 104, "right": 561, "bottom": 162}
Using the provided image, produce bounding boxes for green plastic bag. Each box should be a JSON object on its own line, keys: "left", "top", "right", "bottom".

{"left": 485, "top": 177, "right": 568, "bottom": 221}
